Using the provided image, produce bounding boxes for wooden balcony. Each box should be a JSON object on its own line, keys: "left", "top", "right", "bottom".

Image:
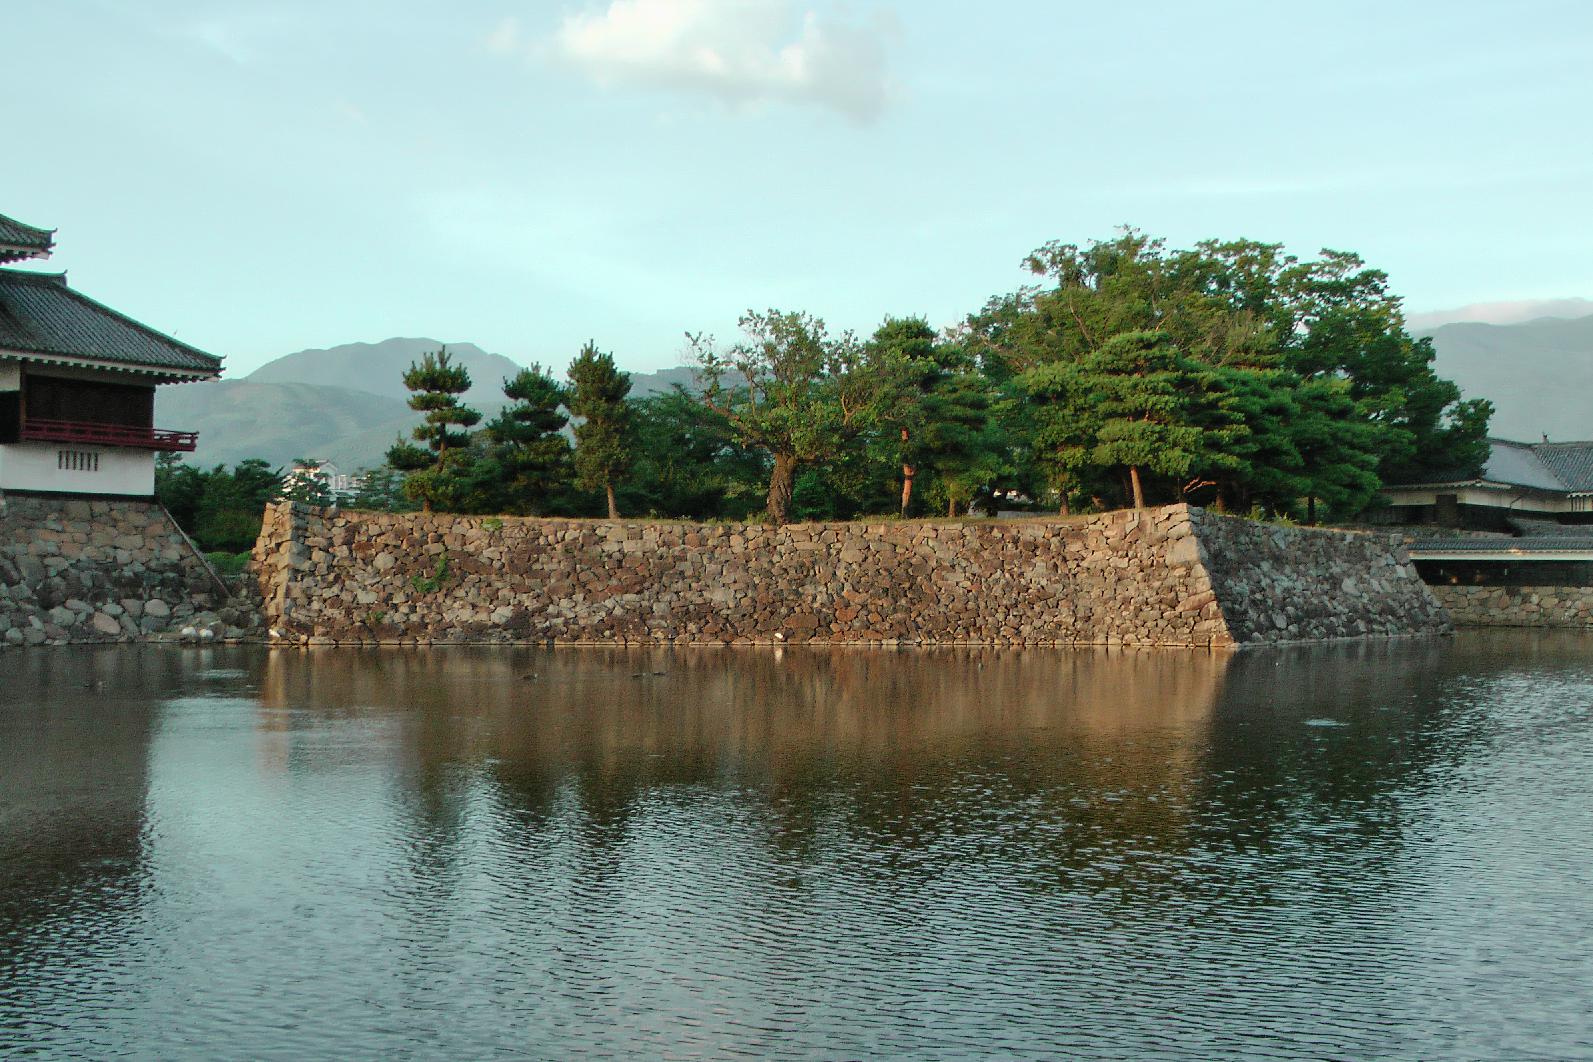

{"left": 19, "top": 418, "right": 198, "bottom": 452}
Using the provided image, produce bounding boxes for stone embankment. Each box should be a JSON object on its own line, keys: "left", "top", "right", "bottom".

{"left": 253, "top": 502, "right": 1449, "bottom": 648}
{"left": 1431, "top": 585, "right": 1593, "bottom": 628}
{"left": 0, "top": 494, "right": 262, "bottom": 648}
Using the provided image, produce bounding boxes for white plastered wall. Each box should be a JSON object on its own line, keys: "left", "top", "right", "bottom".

{"left": 0, "top": 441, "right": 154, "bottom": 496}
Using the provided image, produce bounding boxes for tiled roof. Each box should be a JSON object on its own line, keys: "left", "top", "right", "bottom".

{"left": 1479, "top": 439, "right": 1566, "bottom": 491}
{"left": 1395, "top": 438, "right": 1593, "bottom": 495}
{"left": 0, "top": 212, "right": 54, "bottom": 261}
{"left": 1409, "top": 536, "right": 1593, "bottom": 554}
{"left": 1532, "top": 443, "right": 1593, "bottom": 493}
{"left": 0, "top": 269, "right": 221, "bottom": 375}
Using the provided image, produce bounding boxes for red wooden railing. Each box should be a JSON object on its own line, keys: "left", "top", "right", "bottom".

{"left": 20, "top": 418, "right": 199, "bottom": 452}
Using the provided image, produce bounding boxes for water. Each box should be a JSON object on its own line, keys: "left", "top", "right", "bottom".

{"left": 2, "top": 636, "right": 1591, "bottom": 1060}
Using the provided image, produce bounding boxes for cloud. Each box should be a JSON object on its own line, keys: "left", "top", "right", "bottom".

{"left": 543, "top": 0, "right": 894, "bottom": 122}
{"left": 485, "top": 16, "right": 522, "bottom": 55}
{"left": 179, "top": 9, "right": 301, "bottom": 66}
{"left": 1408, "top": 298, "right": 1593, "bottom": 331}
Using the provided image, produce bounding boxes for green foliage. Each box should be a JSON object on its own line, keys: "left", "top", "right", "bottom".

{"left": 410, "top": 553, "right": 450, "bottom": 595}
{"left": 866, "top": 316, "right": 1004, "bottom": 516}
{"left": 156, "top": 454, "right": 284, "bottom": 553}
{"left": 281, "top": 462, "right": 333, "bottom": 507}
{"left": 567, "top": 340, "right": 635, "bottom": 518}
{"left": 622, "top": 387, "right": 767, "bottom": 520}
{"left": 968, "top": 228, "right": 1491, "bottom": 515}
{"left": 480, "top": 365, "right": 573, "bottom": 515}
{"left": 694, "top": 309, "right": 888, "bottom": 524}
{"left": 320, "top": 227, "right": 1489, "bottom": 526}
{"left": 204, "top": 551, "right": 252, "bottom": 578}
{"left": 387, "top": 346, "right": 482, "bottom": 511}
{"left": 348, "top": 466, "right": 416, "bottom": 513}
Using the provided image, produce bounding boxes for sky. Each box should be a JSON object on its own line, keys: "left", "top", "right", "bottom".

{"left": 5, "top": 0, "right": 1593, "bottom": 376}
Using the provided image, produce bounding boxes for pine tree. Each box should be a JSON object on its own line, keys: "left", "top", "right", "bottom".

{"left": 484, "top": 365, "right": 571, "bottom": 515}
{"left": 1291, "top": 378, "right": 1383, "bottom": 523}
{"left": 566, "top": 341, "right": 634, "bottom": 519}
{"left": 386, "top": 347, "right": 481, "bottom": 512}
{"left": 1087, "top": 331, "right": 1242, "bottom": 509}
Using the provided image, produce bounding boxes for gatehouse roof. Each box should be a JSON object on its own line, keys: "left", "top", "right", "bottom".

{"left": 0, "top": 269, "right": 221, "bottom": 379}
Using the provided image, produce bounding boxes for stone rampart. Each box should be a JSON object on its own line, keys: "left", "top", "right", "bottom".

{"left": 1431, "top": 584, "right": 1593, "bottom": 628}
{"left": 253, "top": 502, "right": 1450, "bottom": 648}
{"left": 0, "top": 493, "right": 257, "bottom": 647}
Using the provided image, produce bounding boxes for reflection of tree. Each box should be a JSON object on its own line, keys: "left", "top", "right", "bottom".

{"left": 251, "top": 634, "right": 1555, "bottom": 942}
{"left": 0, "top": 648, "right": 171, "bottom": 987}
{"left": 259, "top": 645, "right": 1233, "bottom": 904}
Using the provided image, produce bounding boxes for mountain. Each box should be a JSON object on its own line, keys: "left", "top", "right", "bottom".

{"left": 246, "top": 338, "right": 524, "bottom": 406}
{"left": 1409, "top": 298, "right": 1593, "bottom": 331}
{"left": 157, "top": 380, "right": 416, "bottom": 470}
{"left": 1420, "top": 313, "right": 1593, "bottom": 443}
{"left": 158, "top": 337, "right": 699, "bottom": 472}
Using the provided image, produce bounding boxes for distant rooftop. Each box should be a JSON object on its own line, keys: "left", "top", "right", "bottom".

{"left": 0, "top": 211, "right": 54, "bottom": 264}
{"left": 1397, "top": 438, "right": 1593, "bottom": 495}
{"left": 1408, "top": 536, "right": 1593, "bottom": 558}
{"left": 0, "top": 269, "right": 221, "bottom": 378}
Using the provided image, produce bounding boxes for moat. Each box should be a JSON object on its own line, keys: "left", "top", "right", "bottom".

{"left": 3, "top": 635, "right": 1591, "bottom": 1058}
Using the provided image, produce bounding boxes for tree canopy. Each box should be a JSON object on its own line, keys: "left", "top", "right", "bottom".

{"left": 318, "top": 228, "right": 1489, "bottom": 526}
{"left": 567, "top": 341, "right": 635, "bottom": 519}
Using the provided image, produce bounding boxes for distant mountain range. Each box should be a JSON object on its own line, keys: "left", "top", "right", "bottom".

{"left": 157, "top": 337, "right": 696, "bottom": 471}
{"left": 160, "top": 314, "right": 1593, "bottom": 471}
{"left": 1418, "top": 312, "right": 1593, "bottom": 443}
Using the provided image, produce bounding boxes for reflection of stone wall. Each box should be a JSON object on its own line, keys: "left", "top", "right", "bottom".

{"left": 255, "top": 501, "right": 1450, "bottom": 648}
{"left": 1432, "top": 585, "right": 1593, "bottom": 628}
{"left": 0, "top": 494, "right": 251, "bottom": 647}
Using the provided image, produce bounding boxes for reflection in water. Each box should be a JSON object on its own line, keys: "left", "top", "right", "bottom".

{"left": 1, "top": 637, "right": 1591, "bottom": 1058}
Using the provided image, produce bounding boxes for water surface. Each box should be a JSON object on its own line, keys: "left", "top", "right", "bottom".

{"left": 2, "top": 636, "right": 1591, "bottom": 1059}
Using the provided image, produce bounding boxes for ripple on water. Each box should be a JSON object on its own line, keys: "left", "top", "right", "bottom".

{"left": 0, "top": 636, "right": 1591, "bottom": 1058}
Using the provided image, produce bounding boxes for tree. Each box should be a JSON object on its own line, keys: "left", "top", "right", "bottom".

{"left": 386, "top": 346, "right": 481, "bottom": 512}
{"left": 866, "top": 316, "right": 998, "bottom": 517}
{"left": 1019, "top": 331, "right": 1244, "bottom": 510}
{"left": 155, "top": 452, "right": 207, "bottom": 533}
{"left": 156, "top": 456, "right": 285, "bottom": 554}
{"left": 566, "top": 341, "right": 635, "bottom": 519}
{"left": 624, "top": 387, "right": 766, "bottom": 520}
{"left": 693, "top": 310, "right": 883, "bottom": 525}
{"left": 966, "top": 229, "right": 1491, "bottom": 516}
{"left": 281, "top": 461, "right": 333, "bottom": 507}
{"left": 1278, "top": 250, "right": 1491, "bottom": 483}
{"left": 483, "top": 365, "right": 572, "bottom": 515}
{"left": 1291, "top": 378, "right": 1384, "bottom": 523}
{"left": 196, "top": 459, "right": 283, "bottom": 553}
{"left": 1088, "top": 332, "right": 1240, "bottom": 509}
{"left": 348, "top": 466, "right": 415, "bottom": 513}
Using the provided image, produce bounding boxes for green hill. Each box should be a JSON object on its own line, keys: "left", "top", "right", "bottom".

{"left": 157, "top": 380, "right": 414, "bottom": 470}
{"left": 1421, "top": 313, "right": 1593, "bottom": 442}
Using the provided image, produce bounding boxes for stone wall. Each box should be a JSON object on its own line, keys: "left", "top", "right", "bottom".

{"left": 1431, "top": 584, "right": 1593, "bottom": 628}
{"left": 253, "top": 502, "right": 1450, "bottom": 648}
{"left": 0, "top": 493, "right": 258, "bottom": 647}
{"left": 1197, "top": 515, "right": 1451, "bottom": 641}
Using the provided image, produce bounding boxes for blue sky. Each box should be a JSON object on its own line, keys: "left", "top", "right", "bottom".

{"left": 6, "top": 1, "right": 1593, "bottom": 375}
